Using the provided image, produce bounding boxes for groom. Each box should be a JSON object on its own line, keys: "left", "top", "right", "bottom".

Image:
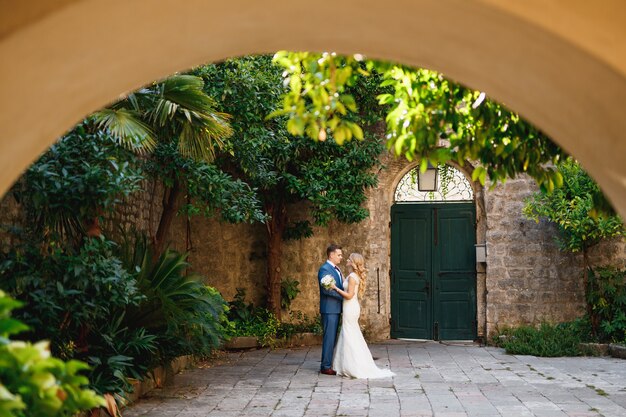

{"left": 318, "top": 243, "right": 344, "bottom": 375}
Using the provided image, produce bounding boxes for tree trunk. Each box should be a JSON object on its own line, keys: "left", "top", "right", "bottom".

{"left": 153, "top": 178, "right": 181, "bottom": 259}
{"left": 265, "top": 200, "right": 287, "bottom": 320}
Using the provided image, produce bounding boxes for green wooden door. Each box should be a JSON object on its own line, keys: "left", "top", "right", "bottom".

{"left": 391, "top": 203, "right": 476, "bottom": 340}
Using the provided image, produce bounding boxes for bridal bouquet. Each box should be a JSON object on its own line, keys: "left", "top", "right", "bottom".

{"left": 321, "top": 275, "right": 335, "bottom": 290}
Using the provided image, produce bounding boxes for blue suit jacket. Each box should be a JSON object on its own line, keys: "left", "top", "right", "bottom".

{"left": 318, "top": 261, "right": 344, "bottom": 314}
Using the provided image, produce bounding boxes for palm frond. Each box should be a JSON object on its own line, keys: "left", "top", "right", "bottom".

{"left": 92, "top": 108, "right": 156, "bottom": 153}
{"left": 178, "top": 112, "right": 232, "bottom": 161}
{"left": 161, "top": 75, "right": 217, "bottom": 115}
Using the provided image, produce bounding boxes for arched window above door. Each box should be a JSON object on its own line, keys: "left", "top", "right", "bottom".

{"left": 394, "top": 165, "right": 474, "bottom": 202}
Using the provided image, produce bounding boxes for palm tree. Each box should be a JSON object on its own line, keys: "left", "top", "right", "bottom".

{"left": 93, "top": 74, "right": 232, "bottom": 162}
{"left": 93, "top": 75, "right": 234, "bottom": 256}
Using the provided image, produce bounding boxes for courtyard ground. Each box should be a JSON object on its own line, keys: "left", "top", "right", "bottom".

{"left": 125, "top": 340, "right": 626, "bottom": 417}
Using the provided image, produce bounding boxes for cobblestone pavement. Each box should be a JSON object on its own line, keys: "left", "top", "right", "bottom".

{"left": 125, "top": 340, "right": 626, "bottom": 417}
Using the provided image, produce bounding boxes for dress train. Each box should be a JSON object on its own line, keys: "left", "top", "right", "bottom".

{"left": 332, "top": 273, "right": 394, "bottom": 379}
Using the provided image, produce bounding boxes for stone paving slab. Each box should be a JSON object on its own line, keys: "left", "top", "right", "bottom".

{"left": 125, "top": 340, "right": 626, "bottom": 417}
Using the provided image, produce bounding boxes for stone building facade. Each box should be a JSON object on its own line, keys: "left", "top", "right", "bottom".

{"left": 158, "top": 152, "right": 624, "bottom": 341}
{"left": 1, "top": 152, "right": 624, "bottom": 342}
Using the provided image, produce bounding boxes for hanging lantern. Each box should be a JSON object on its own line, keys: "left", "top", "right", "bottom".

{"left": 418, "top": 162, "right": 439, "bottom": 192}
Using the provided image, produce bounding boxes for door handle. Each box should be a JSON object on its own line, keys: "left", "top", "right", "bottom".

{"left": 424, "top": 281, "right": 430, "bottom": 295}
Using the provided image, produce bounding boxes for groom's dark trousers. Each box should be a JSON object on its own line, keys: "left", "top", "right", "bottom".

{"left": 318, "top": 261, "right": 344, "bottom": 371}
{"left": 321, "top": 313, "right": 340, "bottom": 370}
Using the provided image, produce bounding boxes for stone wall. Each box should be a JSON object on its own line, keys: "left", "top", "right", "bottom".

{"left": 2, "top": 151, "right": 624, "bottom": 343}
{"left": 484, "top": 177, "right": 584, "bottom": 335}
{"left": 162, "top": 155, "right": 625, "bottom": 341}
{"left": 483, "top": 176, "right": 625, "bottom": 337}
{"left": 162, "top": 153, "right": 400, "bottom": 341}
{"left": 162, "top": 152, "right": 468, "bottom": 341}
{"left": 0, "top": 190, "right": 23, "bottom": 252}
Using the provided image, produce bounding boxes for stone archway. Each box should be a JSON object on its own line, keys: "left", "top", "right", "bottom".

{"left": 1, "top": 1, "right": 626, "bottom": 218}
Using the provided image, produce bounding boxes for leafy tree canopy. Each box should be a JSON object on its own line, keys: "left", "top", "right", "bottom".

{"left": 193, "top": 56, "right": 385, "bottom": 316}
{"left": 195, "top": 56, "right": 384, "bottom": 235}
{"left": 523, "top": 158, "right": 623, "bottom": 253}
{"left": 12, "top": 123, "right": 142, "bottom": 245}
{"left": 271, "top": 51, "right": 567, "bottom": 193}
{"left": 93, "top": 74, "right": 232, "bottom": 162}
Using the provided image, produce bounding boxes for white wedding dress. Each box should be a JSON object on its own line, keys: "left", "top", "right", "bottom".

{"left": 332, "top": 273, "right": 395, "bottom": 379}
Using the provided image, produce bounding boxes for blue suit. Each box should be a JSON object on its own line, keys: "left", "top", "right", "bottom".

{"left": 318, "top": 261, "right": 344, "bottom": 371}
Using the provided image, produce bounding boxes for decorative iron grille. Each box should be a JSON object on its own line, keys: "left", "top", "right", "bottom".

{"left": 394, "top": 165, "right": 474, "bottom": 202}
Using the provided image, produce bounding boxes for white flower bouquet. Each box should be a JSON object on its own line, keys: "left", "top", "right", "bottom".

{"left": 321, "top": 275, "right": 335, "bottom": 290}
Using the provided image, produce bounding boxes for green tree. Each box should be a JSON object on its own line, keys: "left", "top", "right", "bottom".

{"left": 10, "top": 123, "right": 142, "bottom": 247}
{"left": 0, "top": 291, "right": 105, "bottom": 417}
{"left": 93, "top": 74, "right": 232, "bottom": 161}
{"left": 196, "top": 56, "right": 385, "bottom": 318}
{"left": 92, "top": 74, "right": 264, "bottom": 257}
{"left": 271, "top": 52, "right": 567, "bottom": 193}
{"left": 523, "top": 158, "right": 624, "bottom": 331}
{"left": 143, "top": 141, "right": 265, "bottom": 257}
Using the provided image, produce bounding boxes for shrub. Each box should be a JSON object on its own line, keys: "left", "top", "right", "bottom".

{"left": 276, "top": 310, "right": 322, "bottom": 339}
{"left": 280, "top": 278, "right": 301, "bottom": 310}
{"left": 587, "top": 267, "right": 626, "bottom": 343}
{"left": 227, "top": 290, "right": 321, "bottom": 346}
{"left": 120, "top": 236, "right": 230, "bottom": 360}
{"left": 12, "top": 123, "right": 142, "bottom": 245}
{"left": 1, "top": 238, "right": 157, "bottom": 397}
{"left": 1, "top": 238, "right": 144, "bottom": 357}
{"left": 226, "top": 289, "right": 279, "bottom": 347}
{"left": 0, "top": 291, "right": 105, "bottom": 416}
{"left": 493, "top": 322, "right": 584, "bottom": 357}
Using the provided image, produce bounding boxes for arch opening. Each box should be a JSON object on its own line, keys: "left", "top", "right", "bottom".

{"left": 394, "top": 165, "right": 474, "bottom": 203}
{"left": 1, "top": 1, "right": 626, "bottom": 217}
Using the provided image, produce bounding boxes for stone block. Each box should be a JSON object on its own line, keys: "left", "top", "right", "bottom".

{"left": 223, "top": 336, "right": 259, "bottom": 350}
{"left": 609, "top": 343, "right": 626, "bottom": 359}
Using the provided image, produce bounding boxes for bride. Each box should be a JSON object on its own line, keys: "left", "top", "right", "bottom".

{"left": 330, "top": 253, "right": 395, "bottom": 379}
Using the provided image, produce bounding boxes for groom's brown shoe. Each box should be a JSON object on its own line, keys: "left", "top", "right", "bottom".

{"left": 320, "top": 368, "right": 337, "bottom": 376}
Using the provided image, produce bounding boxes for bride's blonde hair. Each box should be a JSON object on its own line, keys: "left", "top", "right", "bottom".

{"left": 349, "top": 253, "right": 367, "bottom": 299}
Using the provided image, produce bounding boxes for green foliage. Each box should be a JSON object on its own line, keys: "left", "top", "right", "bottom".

{"left": 93, "top": 74, "right": 232, "bottom": 162}
{"left": 226, "top": 290, "right": 320, "bottom": 347}
{"left": 493, "top": 322, "right": 586, "bottom": 357}
{"left": 269, "top": 51, "right": 367, "bottom": 143}
{"left": 0, "top": 291, "right": 105, "bottom": 416}
{"left": 92, "top": 72, "right": 264, "bottom": 259}
{"left": 144, "top": 142, "right": 266, "bottom": 224}
{"left": 196, "top": 55, "right": 385, "bottom": 316}
{"left": 276, "top": 311, "right": 322, "bottom": 339}
{"left": 1, "top": 238, "right": 144, "bottom": 355}
{"left": 226, "top": 289, "right": 280, "bottom": 347}
{"left": 587, "top": 267, "right": 626, "bottom": 343}
{"left": 0, "top": 238, "right": 157, "bottom": 397}
{"left": 524, "top": 159, "right": 623, "bottom": 252}
{"left": 272, "top": 51, "right": 567, "bottom": 193}
{"left": 11, "top": 123, "right": 142, "bottom": 244}
{"left": 280, "top": 278, "right": 301, "bottom": 310}
{"left": 197, "top": 55, "right": 384, "bottom": 226}
{"left": 120, "top": 237, "right": 230, "bottom": 360}
{"left": 226, "top": 288, "right": 255, "bottom": 323}
{"left": 86, "top": 315, "right": 157, "bottom": 396}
